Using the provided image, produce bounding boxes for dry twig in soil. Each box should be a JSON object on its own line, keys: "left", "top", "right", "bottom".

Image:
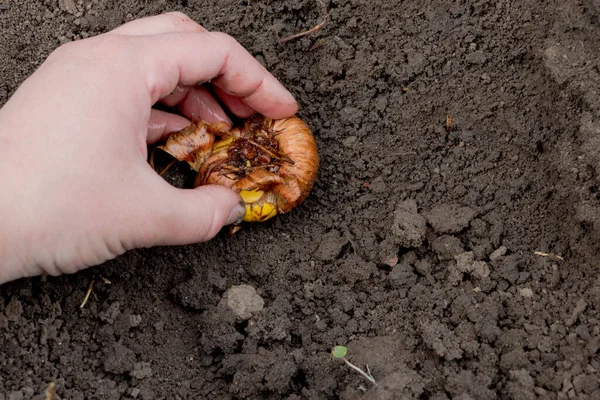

{"left": 279, "top": 0, "right": 328, "bottom": 44}
{"left": 45, "top": 382, "right": 56, "bottom": 400}
{"left": 534, "top": 251, "right": 565, "bottom": 261}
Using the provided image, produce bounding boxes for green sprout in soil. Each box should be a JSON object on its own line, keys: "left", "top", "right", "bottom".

{"left": 331, "top": 345, "right": 378, "bottom": 386}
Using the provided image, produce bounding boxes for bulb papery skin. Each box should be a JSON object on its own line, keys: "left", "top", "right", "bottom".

{"left": 196, "top": 115, "right": 319, "bottom": 222}
{"left": 155, "top": 121, "right": 231, "bottom": 171}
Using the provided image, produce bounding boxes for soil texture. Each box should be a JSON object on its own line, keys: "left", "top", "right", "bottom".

{"left": 2, "top": 0, "right": 600, "bottom": 399}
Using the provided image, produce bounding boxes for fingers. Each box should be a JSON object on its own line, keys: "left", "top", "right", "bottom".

{"left": 134, "top": 176, "right": 245, "bottom": 247}
{"left": 137, "top": 31, "right": 298, "bottom": 119}
{"left": 107, "top": 11, "right": 206, "bottom": 36}
{"left": 161, "top": 85, "right": 232, "bottom": 125}
{"left": 212, "top": 86, "right": 256, "bottom": 118}
{"left": 107, "top": 12, "right": 298, "bottom": 122}
{"left": 159, "top": 84, "right": 189, "bottom": 104}
{"left": 147, "top": 109, "right": 192, "bottom": 144}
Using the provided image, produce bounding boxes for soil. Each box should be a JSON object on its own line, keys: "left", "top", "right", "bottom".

{"left": 2, "top": 0, "right": 600, "bottom": 399}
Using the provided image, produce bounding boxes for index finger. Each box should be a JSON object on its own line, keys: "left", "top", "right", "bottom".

{"left": 136, "top": 31, "right": 298, "bottom": 119}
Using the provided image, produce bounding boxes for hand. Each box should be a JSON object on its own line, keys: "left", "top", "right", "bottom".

{"left": 0, "top": 12, "right": 298, "bottom": 284}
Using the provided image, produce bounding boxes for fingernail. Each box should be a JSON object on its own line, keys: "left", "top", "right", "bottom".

{"left": 226, "top": 202, "right": 246, "bottom": 225}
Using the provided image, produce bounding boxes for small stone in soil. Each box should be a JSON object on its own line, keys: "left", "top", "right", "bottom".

{"left": 490, "top": 246, "right": 508, "bottom": 260}
{"left": 220, "top": 284, "right": 265, "bottom": 319}
{"left": 519, "top": 288, "right": 534, "bottom": 298}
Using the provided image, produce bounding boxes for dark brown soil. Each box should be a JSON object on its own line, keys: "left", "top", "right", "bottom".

{"left": 2, "top": 0, "right": 600, "bottom": 399}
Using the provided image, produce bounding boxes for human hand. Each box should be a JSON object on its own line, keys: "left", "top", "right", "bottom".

{"left": 0, "top": 12, "right": 298, "bottom": 284}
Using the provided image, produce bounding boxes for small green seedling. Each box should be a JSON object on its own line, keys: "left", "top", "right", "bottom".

{"left": 331, "top": 345, "right": 377, "bottom": 386}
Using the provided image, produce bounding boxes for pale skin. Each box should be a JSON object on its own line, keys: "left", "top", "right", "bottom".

{"left": 0, "top": 12, "right": 298, "bottom": 285}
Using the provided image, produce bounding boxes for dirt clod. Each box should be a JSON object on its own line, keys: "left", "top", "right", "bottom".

{"left": 431, "top": 235, "right": 465, "bottom": 260}
{"left": 391, "top": 200, "right": 427, "bottom": 248}
{"left": 420, "top": 320, "right": 464, "bottom": 361}
{"left": 219, "top": 284, "right": 265, "bottom": 320}
{"left": 2, "top": 0, "right": 600, "bottom": 398}
{"left": 424, "top": 204, "right": 476, "bottom": 234}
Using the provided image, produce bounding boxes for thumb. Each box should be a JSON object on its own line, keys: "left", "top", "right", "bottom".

{"left": 132, "top": 178, "right": 245, "bottom": 248}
